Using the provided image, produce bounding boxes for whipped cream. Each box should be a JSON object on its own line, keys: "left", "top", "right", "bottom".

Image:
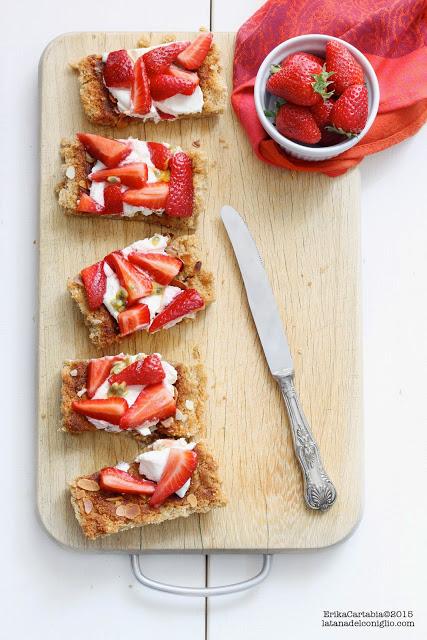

{"left": 121, "top": 234, "right": 168, "bottom": 256}
{"left": 142, "top": 285, "right": 182, "bottom": 322}
{"left": 89, "top": 139, "right": 170, "bottom": 212}
{"left": 100, "top": 234, "right": 184, "bottom": 329}
{"left": 86, "top": 353, "right": 177, "bottom": 434}
{"left": 136, "top": 438, "right": 196, "bottom": 498}
{"left": 102, "top": 42, "right": 204, "bottom": 121}
{"left": 155, "top": 86, "right": 203, "bottom": 117}
{"left": 102, "top": 262, "right": 122, "bottom": 319}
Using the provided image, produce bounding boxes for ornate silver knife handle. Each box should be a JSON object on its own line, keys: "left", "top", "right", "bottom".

{"left": 275, "top": 375, "right": 337, "bottom": 511}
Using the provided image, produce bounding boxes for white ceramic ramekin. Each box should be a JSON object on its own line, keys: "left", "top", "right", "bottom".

{"left": 254, "top": 34, "right": 380, "bottom": 161}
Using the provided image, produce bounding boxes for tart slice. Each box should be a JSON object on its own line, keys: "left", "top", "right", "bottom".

{"left": 68, "top": 234, "right": 214, "bottom": 348}
{"left": 70, "top": 438, "right": 226, "bottom": 539}
{"left": 72, "top": 31, "right": 227, "bottom": 127}
{"left": 57, "top": 134, "right": 206, "bottom": 231}
{"left": 62, "top": 352, "right": 206, "bottom": 440}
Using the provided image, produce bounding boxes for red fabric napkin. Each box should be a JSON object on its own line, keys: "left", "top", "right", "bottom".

{"left": 232, "top": 0, "right": 427, "bottom": 176}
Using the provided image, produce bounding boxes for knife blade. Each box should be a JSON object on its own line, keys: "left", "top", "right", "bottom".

{"left": 221, "top": 205, "right": 293, "bottom": 378}
{"left": 221, "top": 205, "right": 337, "bottom": 511}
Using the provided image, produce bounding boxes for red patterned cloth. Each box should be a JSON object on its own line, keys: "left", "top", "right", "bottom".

{"left": 232, "top": 0, "right": 427, "bottom": 176}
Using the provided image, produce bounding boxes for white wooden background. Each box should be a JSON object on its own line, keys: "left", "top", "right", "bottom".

{"left": 1, "top": 1, "right": 426, "bottom": 638}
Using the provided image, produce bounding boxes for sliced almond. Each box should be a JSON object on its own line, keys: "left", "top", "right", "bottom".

{"left": 77, "top": 478, "right": 100, "bottom": 492}
{"left": 116, "top": 503, "right": 140, "bottom": 519}
{"left": 187, "top": 494, "right": 198, "bottom": 508}
{"left": 83, "top": 498, "right": 93, "bottom": 514}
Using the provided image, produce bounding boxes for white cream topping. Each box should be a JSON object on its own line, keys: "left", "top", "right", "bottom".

{"left": 136, "top": 438, "right": 196, "bottom": 498}
{"left": 142, "top": 285, "right": 182, "bottom": 321}
{"left": 121, "top": 234, "right": 168, "bottom": 257}
{"left": 154, "top": 85, "right": 204, "bottom": 116}
{"left": 102, "top": 263, "right": 122, "bottom": 320}
{"left": 85, "top": 354, "right": 177, "bottom": 434}
{"left": 89, "top": 140, "right": 170, "bottom": 212}
{"left": 102, "top": 42, "right": 204, "bottom": 121}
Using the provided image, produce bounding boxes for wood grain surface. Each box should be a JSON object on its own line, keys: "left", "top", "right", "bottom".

{"left": 38, "top": 32, "right": 363, "bottom": 552}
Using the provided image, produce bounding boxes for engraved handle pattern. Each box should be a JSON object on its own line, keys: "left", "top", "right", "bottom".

{"left": 276, "top": 375, "right": 337, "bottom": 511}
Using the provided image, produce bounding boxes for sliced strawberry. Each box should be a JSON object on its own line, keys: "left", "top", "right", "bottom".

{"left": 148, "top": 288, "right": 204, "bottom": 333}
{"left": 147, "top": 142, "right": 172, "bottom": 170}
{"left": 120, "top": 383, "right": 176, "bottom": 430}
{"left": 103, "top": 49, "right": 134, "bottom": 88}
{"left": 176, "top": 32, "right": 213, "bottom": 70}
{"left": 118, "top": 303, "right": 150, "bottom": 336}
{"left": 157, "top": 109, "right": 176, "bottom": 120}
{"left": 165, "top": 152, "right": 193, "bottom": 218}
{"left": 103, "top": 184, "right": 123, "bottom": 215}
{"left": 123, "top": 182, "right": 169, "bottom": 210}
{"left": 128, "top": 252, "right": 182, "bottom": 285}
{"left": 143, "top": 42, "right": 190, "bottom": 75}
{"left": 76, "top": 193, "right": 105, "bottom": 214}
{"left": 87, "top": 356, "right": 123, "bottom": 398}
{"left": 149, "top": 74, "right": 197, "bottom": 101}
{"left": 76, "top": 133, "right": 131, "bottom": 168}
{"left": 131, "top": 57, "right": 151, "bottom": 115}
{"left": 149, "top": 448, "right": 198, "bottom": 507}
{"left": 99, "top": 467, "right": 156, "bottom": 495}
{"left": 80, "top": 260, "right": 107, "bottom": 310}
{"left": 105, "top": 252, "right": 152, "bottom": 303}
{"left": 165, "top": 64, "right": 200, "bottom": 85}
{"left": 89, "top": 163, "right": 148, "bottom": 188}
{"left": 109, "top": 354, "right": 165, "bottom": 386}
{"left": 71, "top": 397, "right": 128, "bottom": 424}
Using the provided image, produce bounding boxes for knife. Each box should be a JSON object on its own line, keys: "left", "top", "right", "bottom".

{"left": 221, "top": 205, "right": 337, "bottom": 511}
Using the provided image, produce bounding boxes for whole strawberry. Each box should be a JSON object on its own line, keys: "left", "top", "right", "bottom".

{"left": 284, "top": 51, "right": 325, "bottom": 68}
{"left": 267, "top": 54, "right": 332, "bottom": 106}
{"left": 276, "top": 104, "right": 321, "bottom": 144}
{"left": 329, "top": 84, "right": 368, "bottom": 136}
{"left": 325, "top": 40, "right": 364, "bottom": 95}
{"left": 310, "top": 98, "right": 334, "bottom": 127}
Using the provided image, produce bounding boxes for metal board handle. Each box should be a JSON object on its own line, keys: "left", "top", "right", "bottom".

{"left": 130, "top": 554, "right": 273, "bottom": 597}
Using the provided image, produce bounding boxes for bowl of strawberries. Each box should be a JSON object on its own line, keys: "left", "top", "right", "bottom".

{"left": 254, "top": 34, "right": 379, "bottom": 161}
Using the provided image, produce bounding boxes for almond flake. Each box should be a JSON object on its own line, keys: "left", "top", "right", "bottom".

{"left": 187, "top": 494, "right": 198, "bottom": 508}
{"left": 116, "top": 503, "right": 140, "bottom": 519}
{"left": 65, "top": 166, "right": 76, "bottom": 180}
{"left": 70, "top": 369, "right": 78, "bottom": 377}
{"left": 76, "top": 387, "right": 87, "bottom": 397}
{"left": 77, "top": 478, "right": 100, "bottom": 492}
{"left": 160, "top": 417, "right": 174, "bottom": 428}
{"left": 83, "top": 498, "right": 93, "bottom": 514}
{"left": 185, "top": 400, "right": 194, "bottom": 411}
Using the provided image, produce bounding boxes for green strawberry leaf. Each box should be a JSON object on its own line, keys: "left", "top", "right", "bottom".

{"left": 264, "top": 109, "right": 276, "bottom": 119}
{"left": 269, "top": 64, "right": 282, "bottom": 76}
{"left": 325, "top": 125, "right": 357, "bottom": 139}
{"left": 312, "top": 66, "right": 335, "bottom": 101}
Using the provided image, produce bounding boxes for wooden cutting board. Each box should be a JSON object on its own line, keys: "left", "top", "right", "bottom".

{"left": 38, "top": 32, "right": 362, "bottom": 553}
